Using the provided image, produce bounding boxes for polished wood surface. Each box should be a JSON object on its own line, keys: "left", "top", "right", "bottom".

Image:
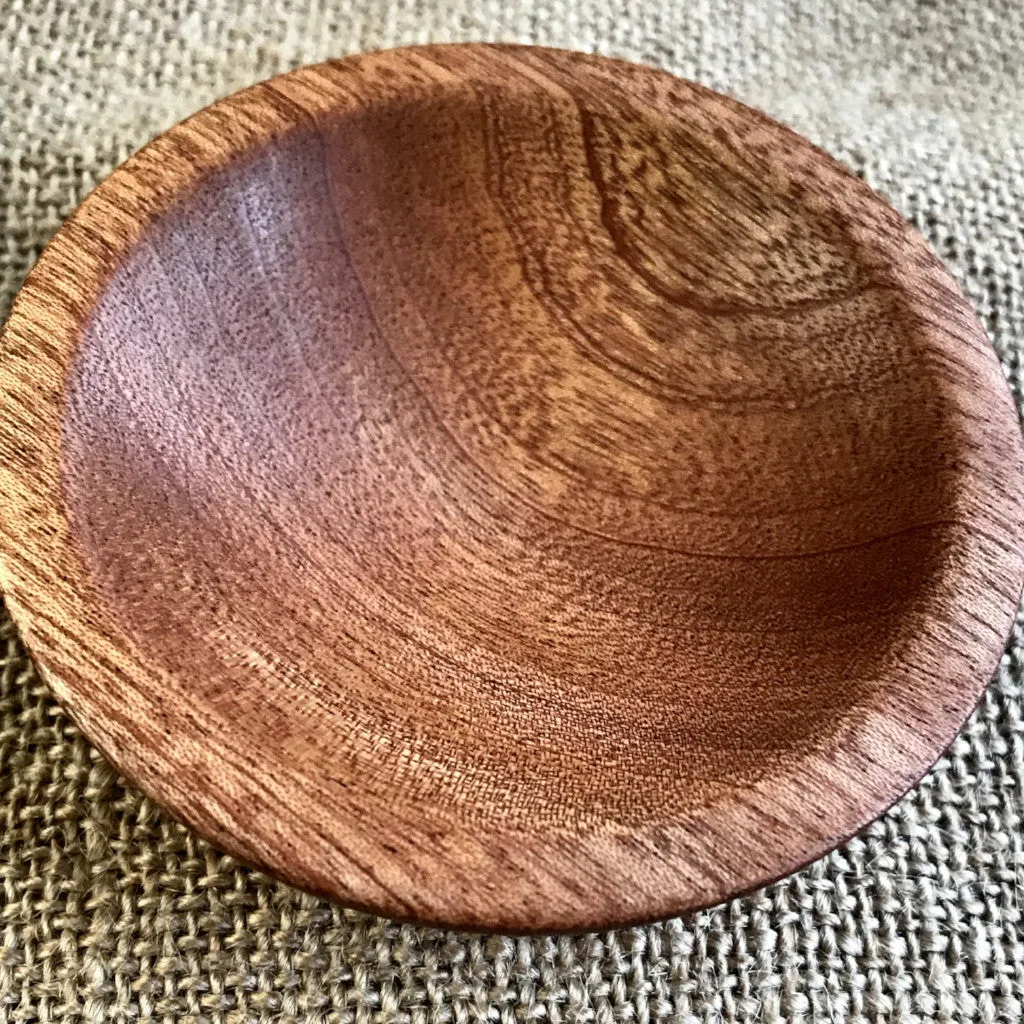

{"left": 1, "top": 45, "right": 1023, "bottom": 933}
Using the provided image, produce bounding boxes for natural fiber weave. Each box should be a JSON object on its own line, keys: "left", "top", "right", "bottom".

{"left": 3, "top": 1, "right": 1024, "bottom": 1021}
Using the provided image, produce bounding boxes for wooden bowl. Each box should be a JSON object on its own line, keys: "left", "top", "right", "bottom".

{"left": 2, "top": 44, "right": 1023, "bottom": 934}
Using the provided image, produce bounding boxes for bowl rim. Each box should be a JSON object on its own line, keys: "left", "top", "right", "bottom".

{"left": 2, "top": 42, "right": 1023, "bottom": 933}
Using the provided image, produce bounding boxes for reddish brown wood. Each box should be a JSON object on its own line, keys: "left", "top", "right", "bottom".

{"left": 1, "top": 44, "right": 1023, "bottom": 933}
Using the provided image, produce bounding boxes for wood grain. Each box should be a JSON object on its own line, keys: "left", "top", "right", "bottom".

{"left": 1, "top": 44, "right": 1023, "bottom": 933}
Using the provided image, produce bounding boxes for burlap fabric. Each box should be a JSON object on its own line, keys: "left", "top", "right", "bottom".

{"left": 3, "top": 1, "right": 1024, "bottom": 1021}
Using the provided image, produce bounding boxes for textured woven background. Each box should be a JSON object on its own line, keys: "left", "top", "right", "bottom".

{"left": 3, "top": 1, "right": 1024, "bottom": 1021}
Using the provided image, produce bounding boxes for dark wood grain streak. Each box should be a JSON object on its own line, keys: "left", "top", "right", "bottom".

{"left": 1, "top": 44, "right": 1023, "bottom": 932}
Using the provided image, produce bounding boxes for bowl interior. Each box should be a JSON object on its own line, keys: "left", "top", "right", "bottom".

{"left": 65, "top": 77, "right": 952, "bottom": 828}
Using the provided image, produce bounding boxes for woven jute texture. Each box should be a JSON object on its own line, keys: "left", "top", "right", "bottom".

{"left": 3, "top": 1, "right": 1024, "bottom": 1021}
